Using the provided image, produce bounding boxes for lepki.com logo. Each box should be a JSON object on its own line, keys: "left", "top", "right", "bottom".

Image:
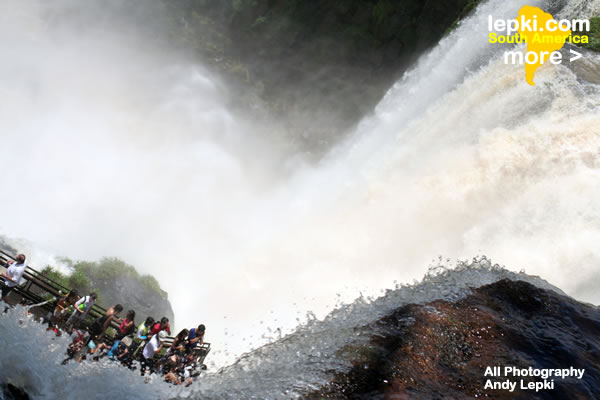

{"left": 488, "top": 5, "right": 590, "bottom": 85}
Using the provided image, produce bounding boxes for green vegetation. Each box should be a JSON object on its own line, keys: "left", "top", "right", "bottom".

{"left": 40, "top": 263, "right": 103, "bottom": 305}
{"left": 41, "top": 257, "right": 168, "bottom": 307}
{"left": 444, "top": 0, "right": 483, "bottom": 36}
{"left": 231, "top": 0, "right": 261, "bottom": 14}
{"left": 372, "top": 0, "right": 395, "bottom": 24}
{"left": 139, "top": 274, "right": 164, "bottom": 296}
{"left": 39, "top": 257, "right": 172, "bottom": 332}
{"left": 40, "top": 264, "right": 89, "bottom": 293}
{"left": 574, "top": 16, "right": 600, "bottom": 52}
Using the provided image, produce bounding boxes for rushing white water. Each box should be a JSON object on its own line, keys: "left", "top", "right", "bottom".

{"left": 0, "top": 306, "right": 159, "bottom": 400}
{"left": 0, "top": 0, "right": 599, "bottom": 396}
{"left": 0, "top": 260, "right": 563, "bottom": 400}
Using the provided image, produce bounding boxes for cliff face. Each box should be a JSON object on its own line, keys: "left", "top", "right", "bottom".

{"left": 41, "top": 258, "right": 175, "bottom": 328}
{"left": 163, "top": 0, "right": 481, "bottom": 154}
{"left": 87, "top": 273, "right": 175, "bottom": 328}
{"left": 309, "top": 279, "right": 600, "bottom": 399}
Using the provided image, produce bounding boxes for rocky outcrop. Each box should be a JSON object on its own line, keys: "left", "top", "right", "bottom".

{"left": 88, "top": 273, "right": 175, "bottom": 328}
{"left": 308, "top": 279, "right": 600, "bottom": 399}
{"left": 41, "top": 258, "right": 175, "bottom": 327}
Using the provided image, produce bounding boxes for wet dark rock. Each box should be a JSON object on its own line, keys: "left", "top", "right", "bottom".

{"left": 307, "top": 279, "right": 600, "bottom": 399}
{"left": 1, "top": 384, "right": 30, "bottom": 400}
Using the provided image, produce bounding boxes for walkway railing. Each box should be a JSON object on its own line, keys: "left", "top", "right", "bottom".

{"left": 0, "top": 249, "right": 210, "bottom": 362}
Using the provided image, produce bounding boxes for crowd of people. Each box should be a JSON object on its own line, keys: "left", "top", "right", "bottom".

{"left": 1, "top": 254, "right": 208, "bottom": 386}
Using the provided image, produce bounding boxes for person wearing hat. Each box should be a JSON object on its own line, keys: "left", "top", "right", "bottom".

{"left": 141, "top": 330, "right": 167, "bottom": 375}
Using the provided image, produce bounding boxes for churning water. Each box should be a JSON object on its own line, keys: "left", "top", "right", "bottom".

{"left": 0, "top": 260, "right": 564, "bottom": 399}
{"left": 1, "top": 0, "right": 599, "bottom": 397}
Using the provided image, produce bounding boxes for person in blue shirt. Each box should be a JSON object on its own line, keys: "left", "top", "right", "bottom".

{"left": 186, "top": 324, "right": 205, "bottom": 352}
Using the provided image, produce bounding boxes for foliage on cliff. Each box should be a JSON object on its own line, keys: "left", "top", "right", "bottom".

{"left": 40, "top": 258, "right": 173, "bottom": 324}
{"left": 577, "top": 16, "right": 600, "bottom": 52}
{"left": 42, "top": 258, "right": 166, "bottom": 300}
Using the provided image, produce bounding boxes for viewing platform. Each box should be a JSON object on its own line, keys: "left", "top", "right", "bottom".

{"left": 0, "top": 248, "right": 210, "bottom": 364}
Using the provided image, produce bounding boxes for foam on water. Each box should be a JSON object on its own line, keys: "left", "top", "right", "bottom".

{"left": 0, "top": 0, "right": 599, "bottom": 396}
{"left": 0, "top": 260, "right": 561, "bottom": 400}
{"left": 0, "top": 306, "right": 162, "bottom": 400}
{"left": 192, "top": 259, "right": 561, "bottom": 399}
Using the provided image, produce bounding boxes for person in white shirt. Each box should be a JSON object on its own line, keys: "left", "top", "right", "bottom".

{"left": 143, "top": 330, "right": 166, "bottom": 359}
{"left": 141, "top": 330, "right": 167, "bottom": 375}
{"left": 1, "top": 254, "right": 27, "bottom": 301}
{"left": 66, "top": 292, "right": 97, "bottom": 331}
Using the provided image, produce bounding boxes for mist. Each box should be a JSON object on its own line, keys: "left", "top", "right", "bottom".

{"left": 0, "top": 0, "right": 302, "bottom": 365}
{"left": 1, "top": 0, "right": 600, "bottom": 368}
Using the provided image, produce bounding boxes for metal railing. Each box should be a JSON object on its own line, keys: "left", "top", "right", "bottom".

{"left": 0, "top": 248, "right": 210, "bottom": 361}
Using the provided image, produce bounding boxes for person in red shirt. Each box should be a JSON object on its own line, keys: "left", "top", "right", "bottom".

{"left": 116, "top": 310, "right": 136, "bottom": 340}
{"left": 150, "top": 316, "right": 171, "bottom": 336}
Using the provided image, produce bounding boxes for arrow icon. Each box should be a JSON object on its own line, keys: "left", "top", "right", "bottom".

{"left": 570, "top": 49, "right": 582, "bottom": 62}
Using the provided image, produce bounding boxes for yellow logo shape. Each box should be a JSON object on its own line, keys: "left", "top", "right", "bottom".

{"left": 518, "top": 6, "right": 571, "bottom": 85}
